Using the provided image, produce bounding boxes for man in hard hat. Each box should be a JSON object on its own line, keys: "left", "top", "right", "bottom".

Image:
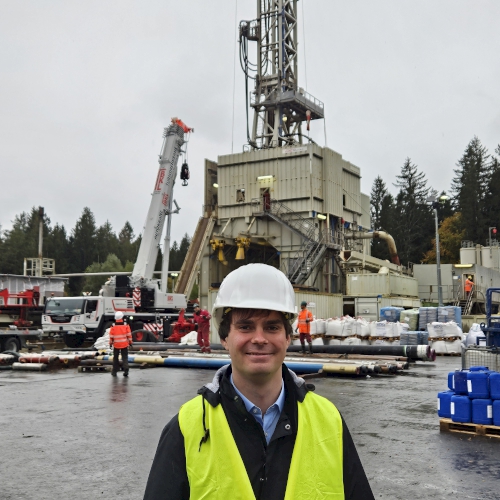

{"left": 465, "top": 275, "right": 474, "bottom": 298}
{"left": 109, "top": 311, "right": 133, "bottom": 377}
{"left": 193, "top": 303, "right": 212, "bottom": 353}
{"left": 143, "top": 263, "right": 374, "bottom": 499}
{"left": 297, "top": 300, "right": 314, "bottom": 355}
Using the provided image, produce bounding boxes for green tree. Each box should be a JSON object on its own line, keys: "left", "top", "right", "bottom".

{"left": 68, "top": 207, "right": 97, "bottom": 295}
{"left": 0, "top": 208, "right": 51, "bottom": 274}
{"left": 45, "top": 224, "right": 70, "bottom": 274}
{"left": 422, "top": 212, "right": 465, "bottom": 264}
{"left": 83, "top": 254, "right": 125, "bottom": 295}
{"left": 451, "top": 137, "right": 490, "bottom": 244}
{"left": 370, "top": 176, "right": 395, "bottom": 260}
{"left": 95, "top": 221, "right": 119, "bottom": 264}
{"left": 117, "top": 221, "right": 139, "bottom": 266}
{"left": 392, "top": 158, "right": 434, "bottom": 266}
{"left": 485, "top": 145, "right": 500, "bottom": 237}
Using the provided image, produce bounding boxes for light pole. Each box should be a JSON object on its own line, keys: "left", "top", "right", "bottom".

{"left": 428, "top": 195, "right": 449, "bottom": 307}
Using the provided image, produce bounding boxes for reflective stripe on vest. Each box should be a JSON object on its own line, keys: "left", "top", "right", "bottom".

{"left": 297, "top": 309, "right": 313, "bottom": 334}
{"left": 178, "top": 392, "right": 344, "bottom": 500}
{"left": 109, "top": 324, "right": 131, "bottom": 348}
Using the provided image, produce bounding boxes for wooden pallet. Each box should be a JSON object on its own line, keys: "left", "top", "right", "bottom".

{"left": 78, "top": 365, "right": 112, "bottom": 373}
{"left": 440, "top": 418, "right": 500, "bottom": 439}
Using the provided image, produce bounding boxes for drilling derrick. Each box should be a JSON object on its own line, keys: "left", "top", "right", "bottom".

{"left": 240, "top": 0, "right": 324, "bottom": 149}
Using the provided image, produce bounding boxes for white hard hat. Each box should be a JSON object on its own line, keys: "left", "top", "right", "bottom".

{"left": 212, "top": 264, "right": 297, "bottom": 329}
{"left": 115, "top": 311, "right": 124, "bottom": 321}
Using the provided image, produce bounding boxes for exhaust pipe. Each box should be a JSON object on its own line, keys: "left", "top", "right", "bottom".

{"left": 345, "top": 230, "right": 400, "bottom": 266}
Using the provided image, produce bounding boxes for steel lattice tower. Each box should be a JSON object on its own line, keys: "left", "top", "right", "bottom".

{"left": 240, "top": 0, "right": 324, "bottom": 149}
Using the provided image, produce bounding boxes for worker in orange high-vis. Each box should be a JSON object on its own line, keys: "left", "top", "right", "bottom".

{"left": 109, "top": 311, "right": 133, "bottom": 377}
{"left": 465, "top": 275, "right": 474, "bottom": 298}
{"left": 297, "top": 301, "right": 314, "bottom": 355}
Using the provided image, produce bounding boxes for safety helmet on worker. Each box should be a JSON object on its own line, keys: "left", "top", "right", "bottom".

{"left": 212, "top": 264, "right": 297, "bottom": 329}
{"left": 301, "top": 301, "right": 307, "bottom": 307}
{"left": 115, "top": 311, "right": 124, "bottom": 321}
{"left": 468, "top": 275, "right": 472, "bottom": 280}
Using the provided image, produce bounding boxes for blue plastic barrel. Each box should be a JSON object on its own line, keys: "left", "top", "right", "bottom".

{"left": 454, "top": 370, "right": 469, "bottom": 395}
{"left": 467, "top": 371, "right": 490, "bottom": 399}
{"left": 447, "top": 372, "right": 455, "bottom": 391}
{"left": 437, "top": 391, "right": 454, "bottom": 418}
{"left": 493, "top": 400, "right": 500, "bottom": 426}
{"left": 472, "top": 399, "right": 493, "bottom": 425}
{"left": 469, "top": 366, "right": 489, "bottom": 372}
{"left": 490, "top": 372, "right": 500, "bottom": 400}
{"left": 451, "top": 395, "right": 471, "bottom": 423}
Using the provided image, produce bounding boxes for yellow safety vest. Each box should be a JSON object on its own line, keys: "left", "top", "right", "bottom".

{"left": 178, "top": 391, "right": 345, "bottom": 500}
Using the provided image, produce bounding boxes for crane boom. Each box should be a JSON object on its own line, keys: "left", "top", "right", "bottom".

{"left": 132, "top": 119, "right": 189, "bottom": 280}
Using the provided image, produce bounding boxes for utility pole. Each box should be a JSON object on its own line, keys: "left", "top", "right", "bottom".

{"left": 239, "top": 0, "right": 324, "bottom": 149}
{"left": 428, "top": 195, "right": 449, "bottom": 307}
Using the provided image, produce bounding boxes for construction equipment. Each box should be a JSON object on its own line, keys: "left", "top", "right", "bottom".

{"left": 42, "top": 118, "right": 194, "bottom": 348}
{"left": 239, "top": 0, "right": 324, "bottom": 149}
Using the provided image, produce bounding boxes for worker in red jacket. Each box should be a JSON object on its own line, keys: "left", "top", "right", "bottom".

{"left": 109, "top": 311, "right": 133, "bottom": 377}
{"left": 297, "top": 301, "right": 314, "bottom": 355}
{"left": 193, "top": 304, "right": 212, "bottom": 354}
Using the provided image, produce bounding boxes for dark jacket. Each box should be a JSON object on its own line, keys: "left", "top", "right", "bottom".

{"left": 143, "top": 365, "right": 374, "bottom": 500}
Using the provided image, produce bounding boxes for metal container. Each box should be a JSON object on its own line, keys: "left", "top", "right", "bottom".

{"left": 481, "top": 246, "right": 500, "bottom": 271}
{"left": 460, "top": 247, "right": 477, "bottom": 265}
{"left": 350, "top": 296, "right": 421, "bottom": 322}
{"left": 346, "top": 273, "right": 418, "bottom": 297}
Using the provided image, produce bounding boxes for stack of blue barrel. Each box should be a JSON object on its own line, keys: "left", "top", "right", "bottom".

{"left": 437, "top": 367, "right": 500, "bottom": 426}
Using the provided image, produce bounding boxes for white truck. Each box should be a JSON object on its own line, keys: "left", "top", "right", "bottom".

{"left": 42, "top": 118, "right": 193, "bottom": 348}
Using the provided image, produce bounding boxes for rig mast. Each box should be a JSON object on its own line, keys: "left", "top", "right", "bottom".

{"left": 240, "top": 0, "right": 324, "bottom": 149}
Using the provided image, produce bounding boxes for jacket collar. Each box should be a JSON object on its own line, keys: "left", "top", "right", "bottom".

{"left": 197, "top": 364, "right": 311, "bottom": 408}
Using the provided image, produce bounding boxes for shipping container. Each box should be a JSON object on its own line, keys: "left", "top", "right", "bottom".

{"left": 343, "top": 296, "right": 421, "bottom": 322}
{"left": 346, "top": 273, "right": 418, "bottom": 297}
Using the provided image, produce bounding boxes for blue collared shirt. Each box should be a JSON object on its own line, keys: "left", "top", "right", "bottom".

{"left": 230, "top": 375, "right": 285, "bottom": 444}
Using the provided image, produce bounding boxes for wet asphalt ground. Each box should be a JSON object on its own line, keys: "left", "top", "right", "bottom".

{"left": 1, "top": 356, "right": 499, "bottom": 500}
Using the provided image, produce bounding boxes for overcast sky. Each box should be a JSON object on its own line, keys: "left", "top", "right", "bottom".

{"left": 1, "top": 0, "right": 500, "bottom": 251}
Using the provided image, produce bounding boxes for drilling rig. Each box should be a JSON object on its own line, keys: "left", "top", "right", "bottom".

{"left": 239, "top": 0, "right": 324, "bottom": 149}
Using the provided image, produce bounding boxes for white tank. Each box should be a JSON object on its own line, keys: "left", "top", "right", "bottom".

{"left": 481, "top": 247, "right": 500, "bottom": 270}
{"left": 460, "top": 247, "right": 477, "bottom": 265}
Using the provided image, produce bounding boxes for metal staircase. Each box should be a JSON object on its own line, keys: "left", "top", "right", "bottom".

{"left": 252, "top": 198, "right": 341, "bottom": 284}
{"left": 454, "top": 284, "right": 475, "bottom": 315}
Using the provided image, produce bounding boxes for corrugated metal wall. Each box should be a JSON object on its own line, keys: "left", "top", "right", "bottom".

{"left": 216, "top": 144, "right": 364, "bottom": 222}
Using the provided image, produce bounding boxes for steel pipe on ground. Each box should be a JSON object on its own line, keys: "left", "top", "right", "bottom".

{"left": 322, "top": 364, "right": 360, "bottom": 375}
{"left": 131, "top": 343, "right": 433, "bottom": 361}
{"left": 287, "top": 344, "right": 433, "bottom": 361}
{"left": 12, "top": 362, "right": 47, "bottom": 371}
{"left": 19, "top": 355, "right": 59, "bottom": 364}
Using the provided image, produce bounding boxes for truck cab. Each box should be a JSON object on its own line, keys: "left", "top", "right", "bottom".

{"left": 42, "top": 297, "right": 105, "bottom": 347}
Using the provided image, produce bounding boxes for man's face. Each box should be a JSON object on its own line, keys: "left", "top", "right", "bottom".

{"left": 301, "top": 304, "right": 306, "bottom": 310}
{"left": 194, "top": 307, "right": 200, "bottom": 313}
{"left": 221, "top": 309, "right": 290, "bottom": 383}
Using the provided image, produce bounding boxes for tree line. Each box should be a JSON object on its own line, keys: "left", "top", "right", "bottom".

{"left": 0, "top": 207, "right": 192, "bottom": 296}
{"left": 370, "top": 137, "right": 500, "bottom": 267}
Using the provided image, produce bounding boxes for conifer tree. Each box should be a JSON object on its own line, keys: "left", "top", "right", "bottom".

{"left": 485, "top": 145, "right": 500, "bottom": 238}
{"left": 392, "top": 158, "right": 434, "bottom": 266}
{"left": 370, "top": 176, "right": 395, "bottom": 260}
{"left": 451, "top": 137, "right": 490, "bottom": 244}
